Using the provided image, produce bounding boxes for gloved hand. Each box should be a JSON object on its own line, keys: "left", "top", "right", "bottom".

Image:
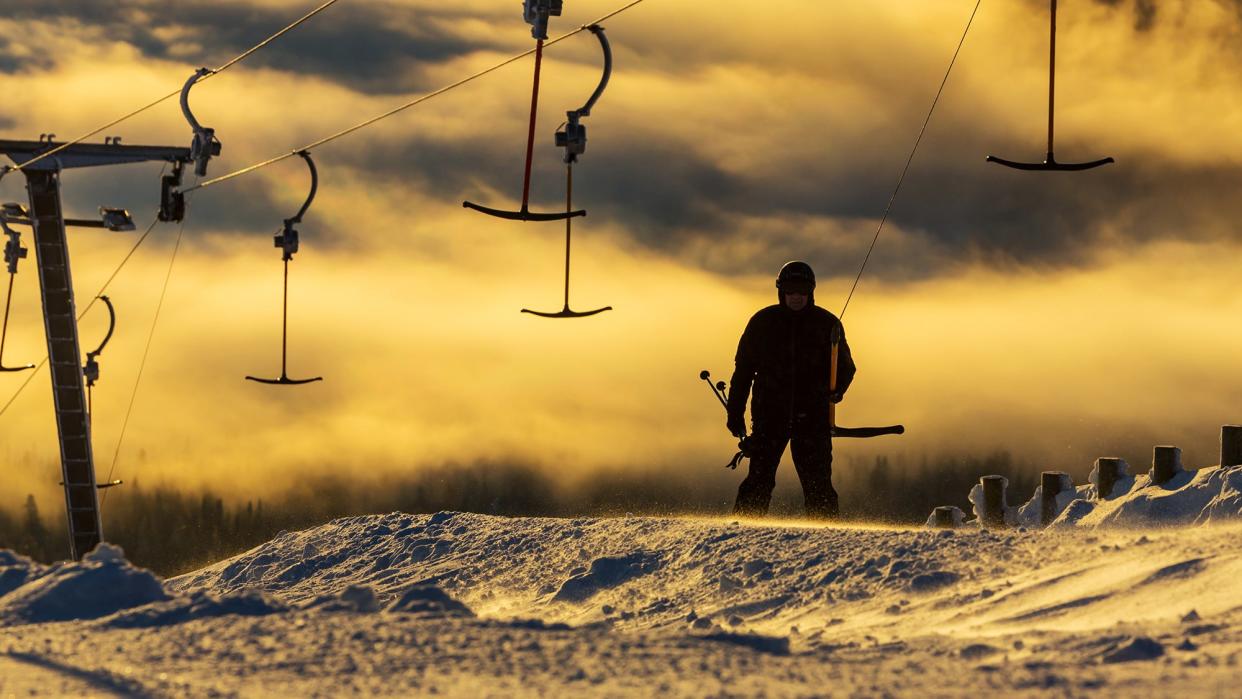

{"left": 726, "top": 411, "right": 747, "bottom": 438}
{"left": 829, "top": 391, "right": 845, "bottom": 404}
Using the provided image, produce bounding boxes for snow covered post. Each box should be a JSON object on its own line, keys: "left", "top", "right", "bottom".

{"left": 980, "top": 475, "right": 1007, "bottom": 528}
{"left": 1040, "top": 471, "right": 1071, "bottom": 526}
{"left": 931, "top": 506, "right": 961, "bottom": 529}
{"left": 1221, "top": 425, "right": 1242, "bottom": 467}
{"left": 1151, "top": 446, "right": 1183, "bottom": 485}
{"left": 1095, "top": 458, "right": 1126, "bottom": 500}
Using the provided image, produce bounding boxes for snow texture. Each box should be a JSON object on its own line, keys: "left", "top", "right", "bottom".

{"left": 387, "top": 584, "right": 474, "bottom": 616}
{"left": 0, "top": 543, "right": 167, "bottom": 625}
{"left": 105, "top": 589, "right": 288, "bottom": 629}
{"left": 1050, "top": 465, "right": 1242, "bottom": 528}
{"left": 0, "top": 550, "right": 45, "bottom": 598}
{"left": 2, "top": 467, "right": 1242, "bottom": 695}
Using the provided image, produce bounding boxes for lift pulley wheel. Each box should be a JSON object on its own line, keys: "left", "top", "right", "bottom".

{"left": 180, "top": 68, "right": 222, "bottom": 177}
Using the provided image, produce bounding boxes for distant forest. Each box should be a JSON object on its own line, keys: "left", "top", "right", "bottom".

{"left": 0, "top": 451, "right": 1039, "bottom": 577}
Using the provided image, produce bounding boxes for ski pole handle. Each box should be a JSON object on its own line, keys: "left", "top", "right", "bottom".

{"left": 700, "top": 370, "right": 729, "bottom": 410}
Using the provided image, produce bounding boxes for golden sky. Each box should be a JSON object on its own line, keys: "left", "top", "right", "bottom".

{"left": 1, "top": 0, "right": 1240, "bottom": 507}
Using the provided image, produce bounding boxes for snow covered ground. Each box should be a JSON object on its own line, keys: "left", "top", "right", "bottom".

{"left": 2, "top": 467, "right": 1242, "bottom": 697}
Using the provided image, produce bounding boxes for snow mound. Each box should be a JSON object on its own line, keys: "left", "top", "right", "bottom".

{"left": 105, "top": 589, "right": 288, "bottom": 628}
{"left": 0, "top": 550, "right": 46, "bottom": 598}
{"left": 1049, "top": 465, "right": 1242, "bottom": 528}
{"left": 304, "top": 584, "right": 381, "bottom": 613}
{"left": 553, "top": 552, "right": 663, "bottom": 603}
{"left": 172, "top": 511, "right": 1000, "bottom": 634}
{"left": 0, "top": 543, "right": 168, "bottom": 625}
{"left": 167, "top": 509, "right": 1242, "bottom": 652}
{"left": 387, "top": 584, "right": 474, "bottom": 617}
{"left": 698, "top": 631, "right": 791, "bottom": 655}
{"left": 1100, "top": 636, "right": 1165, "bottom": 664}
{"left": 951, "top": 465, "right": 1242, "bottom": 529}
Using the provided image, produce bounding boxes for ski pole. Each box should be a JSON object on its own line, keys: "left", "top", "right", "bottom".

{"left": 701, "top": 369, "right": 750, "bottom": 469}
{"left": 699, "top": 370, "right": 729, "bottom": 409}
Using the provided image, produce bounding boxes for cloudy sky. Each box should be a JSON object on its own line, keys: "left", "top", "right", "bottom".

{"left": 1, "top": 0, "right": 1240, "bottom": 507}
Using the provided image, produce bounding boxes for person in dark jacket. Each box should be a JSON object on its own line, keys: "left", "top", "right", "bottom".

{"left": 726, "top": 261, "right": 855, "bottom": 519}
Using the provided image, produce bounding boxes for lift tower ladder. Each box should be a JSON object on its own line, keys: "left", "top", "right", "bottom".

{"left": 0, "top": 139, "right": 191, "bottom": 560}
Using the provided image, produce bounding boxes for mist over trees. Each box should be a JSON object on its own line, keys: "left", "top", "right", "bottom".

{"left": 0, "top": 450, "right": 1037, "bottom": 576}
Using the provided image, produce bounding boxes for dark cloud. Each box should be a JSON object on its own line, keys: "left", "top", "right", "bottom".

{"left": 3, "top": 0, "right": 499, "bottom": 95}
{"left": 0, "top": 36, "right": 53, "bottom": 73}
{"left": 1090, "top": 0, "right": 1159, "bottom": 32}
{"left": 16, "top": 88, "right": 1242, "bottom": 287}
{"left": 323, "top": 108, "right": 1242, "bottom": 282}
{"left": 1134, "top": 0, "right": 1159, "bottom": 31}
{"left": 6, "top": 1, "right": 1240, "bottom": 284}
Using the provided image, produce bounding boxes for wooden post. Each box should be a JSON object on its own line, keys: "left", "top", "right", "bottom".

{"left": 980, "top": 475, "right": 1007, "bottom": 528}
{"left": 1152, "top": 446, "right": 1182, "bottom": 485}
{"left": 1040, "top": 471, "right": 1069, "bottom": 526}
{"left": 1221, "top": 425, "right": 1242, "bottom": 468}
{"left": 932, "top": 506, "right": 960, "bottom": 529}
{"left": 1095, "top": 457, "right": 1126, "bottom": 500}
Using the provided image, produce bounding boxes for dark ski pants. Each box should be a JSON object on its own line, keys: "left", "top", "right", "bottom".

{"left": 734, "top": 427, "right": 838, "bottom": 519}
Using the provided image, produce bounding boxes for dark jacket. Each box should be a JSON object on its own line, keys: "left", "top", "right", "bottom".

{"left": 727, "top": 301, "right": 856, "bottom": 433}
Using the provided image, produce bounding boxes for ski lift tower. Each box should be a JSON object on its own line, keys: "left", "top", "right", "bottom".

{"left": 0, "top": 138, "right": 191, "bottom": 560}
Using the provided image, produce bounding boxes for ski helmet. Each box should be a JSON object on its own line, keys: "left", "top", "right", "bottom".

{"left": 776, "top": 261, "right": 816, "bottom": 292}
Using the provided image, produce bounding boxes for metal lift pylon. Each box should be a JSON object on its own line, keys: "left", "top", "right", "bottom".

{"left": 0, "top": 138, "right": 191, "bottom": 560}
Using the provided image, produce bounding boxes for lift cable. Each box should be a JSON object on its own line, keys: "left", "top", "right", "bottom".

{"left": 839, "top": 0, "right": 983, "bottom": 320}
{"left": 1, "top": 0, "right": 651, "bottom": 417}
{"left": 181, "top": 0, "right": 649, "bottom": 195}
{"left": 1, "top": 0, "right": 343, "bottom": 177}
{"left": 102, "top": 192, "right": 195, "bottom": 503}
{"left": 0, "top": 215, "right": 162, "bottom": 419}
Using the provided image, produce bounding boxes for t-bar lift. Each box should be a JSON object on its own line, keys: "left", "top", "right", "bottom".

{"left": 986, "top": 0, "right": 1114, "bottom": 171}
{"left": 245, "top": 151, "right": 323, "bottom": 385}
{"left": 522, "top": 24, "right": 614, "bottom": 318}
{"left": 463, "top": 0, "right": 586, "bottom": 221}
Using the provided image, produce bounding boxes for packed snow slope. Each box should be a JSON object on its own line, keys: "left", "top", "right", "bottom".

{"left": 2, "top": 468, "right": 1242, "bottom": 697}
{"left": 173, "top": 510, "right": 1242, "bottom": 641}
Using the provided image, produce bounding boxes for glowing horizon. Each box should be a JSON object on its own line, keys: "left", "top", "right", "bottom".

{"left": 2, "top": 0, "right": 1240, "bottom": 510}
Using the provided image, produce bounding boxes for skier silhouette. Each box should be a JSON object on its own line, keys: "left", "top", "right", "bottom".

{"left": 726, "top": 261, "right": 855, "bottom": 519}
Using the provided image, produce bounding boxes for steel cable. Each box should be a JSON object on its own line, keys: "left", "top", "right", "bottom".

{"left": 3, "top": 0, "right": 343, "bottom": 176}
{"left": 839, "top": 0, "right": 983, "bottom": 319}
{"left": 182, "top": 0, "right": 649, "bottom": 194}
{"left": 102, "top": 193, "right": 194, "bottom": 503}
{"left": 0, "top": 215, "right": 161, "bottom": 419}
